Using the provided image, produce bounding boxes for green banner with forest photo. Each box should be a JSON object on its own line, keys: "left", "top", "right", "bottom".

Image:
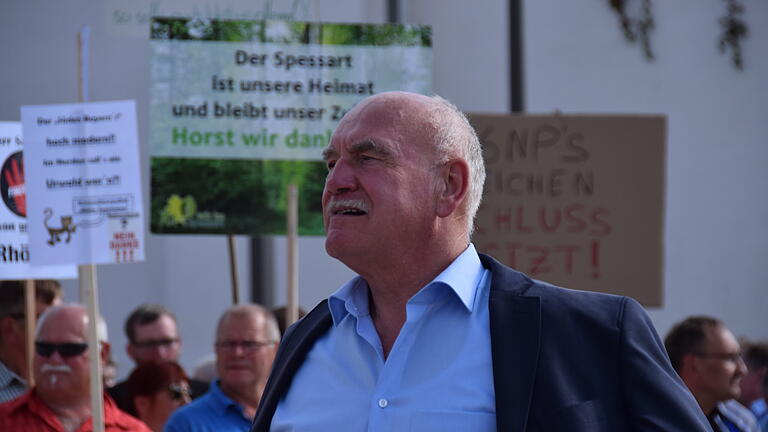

{"left": 149, "top": 18, "right": 432, "bottom": 234}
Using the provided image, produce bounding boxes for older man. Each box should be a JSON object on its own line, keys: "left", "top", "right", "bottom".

{"left": 0, "top": 304, "right": 150, "bottom": 431}
{"left": 0, "top": 279, "right": 62, "bottom": 402}
{"left": 251, "top": 91, "right": 710, "bottom": 431}
{"left": 165, "top": 304, "right": 279, "bottom": 431}
{"left": 665, "top": 316, "right": 757, "bottom": 432}
{"left": 108, "top": 303, "right": 207, "bottom": 415}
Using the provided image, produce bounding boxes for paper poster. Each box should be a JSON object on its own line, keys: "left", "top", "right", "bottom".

{"left": 0, "top": 122, "right": 77, "bottom": 279}
{"left": 149, "top": 18, "right": 432, "bottom": 235}
{"left": 21, "top": 101, "right": 145, "bottom": 266}
{"left": 470, "top": 114, "right": 666, "bottom": 306}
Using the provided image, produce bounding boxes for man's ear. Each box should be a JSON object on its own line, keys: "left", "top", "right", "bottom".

{"left": 435, "top": 159, "right": 470, "bottom": 218}
{"left": 679, "top": 354, "right": 700, "bottom": 381}
{"left": 126, "top": 342, "right": 137, "bottom": 362}
{"left": 100, "top": 341, "right": 111, "bottom": 366}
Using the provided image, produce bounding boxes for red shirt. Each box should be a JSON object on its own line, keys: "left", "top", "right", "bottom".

{"left": 0, "top": 388, "right": 151, "bottom": 432}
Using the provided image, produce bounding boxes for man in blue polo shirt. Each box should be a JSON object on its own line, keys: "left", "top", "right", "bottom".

{"left": 165, "top": 304, "right": 279, "bottom": 431}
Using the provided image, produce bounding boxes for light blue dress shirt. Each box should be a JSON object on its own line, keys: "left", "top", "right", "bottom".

{"left": 271, "top": 244, "right": 496, "bottom": 432}
{"left": 164, "top": 380, "right": 252, "bottom": 432}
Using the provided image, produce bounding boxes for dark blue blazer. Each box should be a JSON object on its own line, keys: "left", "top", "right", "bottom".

{"left": 252, "top": 254, "right": 712, "bottom": 431}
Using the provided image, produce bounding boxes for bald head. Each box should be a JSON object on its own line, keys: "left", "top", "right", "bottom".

{"left": 36, "top": 304, "right": 87, "bottom": 340}
{"left": 34, "top": 304, "right": 107, "bottom": 408}
{"left": 36, "top": 303, "right": 108, "bottom": 342}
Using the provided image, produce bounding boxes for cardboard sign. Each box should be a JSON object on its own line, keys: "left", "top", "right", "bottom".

{"left": 21, "top": 101, "right": 145, "bottom": 266}
{"left": 0, "top": 122, "right": 77, "bottom": 279}
{"left": 469, "top": 114, "right": 665, "bottom": 306}
{"left": 149, "top": 18, "right": 432, "bottom": 235}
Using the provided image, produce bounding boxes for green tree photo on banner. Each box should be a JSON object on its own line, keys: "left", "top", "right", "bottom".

{"left": 149, "top": 18, "right": 432, "bottom": 235}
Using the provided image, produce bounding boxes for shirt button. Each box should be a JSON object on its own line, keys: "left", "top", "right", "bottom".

{"left": 378, "top": 398, "right": 388, "bottom": 408}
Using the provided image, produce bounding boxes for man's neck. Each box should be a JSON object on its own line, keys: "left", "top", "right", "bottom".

{"left": 44, "top": 397, "right": 91, "bottom": 432}
{"left": 221, "top": 382, "right": 264, "bottom": 419}
{"left": 363, "top": 242, "right": 468, "bottom": 358}
{"left": 695, "top": 394, "right": 718, "bottom": 418}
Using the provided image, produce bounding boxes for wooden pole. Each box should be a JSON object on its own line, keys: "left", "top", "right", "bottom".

{"left": 23, "top": 280, "right": 35, "bottom": 386}
{"left": 286, "top": 185, "right": 299, "bottom": 325}
{"left": 227, "top": 234, "right": 240, "bottom": 304}
{"left": 78, "top": 27, "right": 104, "bottom": 432}
{"left": 79, "top": 265, "right": 104, "bottom": 432}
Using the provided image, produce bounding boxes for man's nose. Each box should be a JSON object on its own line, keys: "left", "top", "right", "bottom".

{"left": 737, "top": 357, "right": 748, "bottom": 376}
{"left": 46, "top": 350, "right": 65, "bottom": 363}
{"left": 324, "top": 159, "right": 357, "bottom": 195}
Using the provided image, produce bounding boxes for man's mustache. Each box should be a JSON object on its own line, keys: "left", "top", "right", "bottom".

{"left": 40, "top": 364, "right": 72, "bottom": 374}
{"left": 325, "top": 199, "right": 370, "bottom": 214}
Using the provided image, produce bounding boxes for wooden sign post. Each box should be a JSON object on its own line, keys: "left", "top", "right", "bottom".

{"left": 286, "top": 184, "right": 299, "bottom": 325}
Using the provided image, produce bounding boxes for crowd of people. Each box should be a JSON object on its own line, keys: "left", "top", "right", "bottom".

{"left": 3, "top": 282, "right": 765, "bottom": 432}
{"left": 0, "top": 92, "right": 767, "bottom": 431}
{"left": 0, "top": 280, "right": 282, "bottom": 431}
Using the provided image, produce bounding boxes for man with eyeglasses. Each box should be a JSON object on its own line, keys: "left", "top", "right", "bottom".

{"left": 108, "top": 303, "right": 208, "bottom": 416}
{"left": 665, "top": 316, "right": 759, "bottom": 432}
{"left": 0, "top": 279, "right": 62, "bottom": 403}
{"left": 165, "top": 304, "right": 280, "bottom": 431}
{"left": 0, "top": 303, "right": 151, "bottom": 431}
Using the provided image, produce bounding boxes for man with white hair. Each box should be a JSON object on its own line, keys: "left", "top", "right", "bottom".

{"left": 0, "top": 279, "right": 62, "bottom": 402}
{"left": 0, "top": 303, "right": 150, "bottom": 431}
{"left": 251, "top": 91, "right": 710, "bottom": 431}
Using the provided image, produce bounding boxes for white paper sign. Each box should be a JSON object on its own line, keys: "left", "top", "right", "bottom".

{"left": 0, "top": 122, "right": 77, "bottom": 279}
{"left": 21, "top": 102, "right": 145, "bottom": 265}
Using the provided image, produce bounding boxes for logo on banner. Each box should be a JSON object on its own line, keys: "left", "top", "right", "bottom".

{"left": 43, "top": 208, "right": 76, "bottom": 246}
{"left": 1, "top": 151, "right": 26, "bottom": 217}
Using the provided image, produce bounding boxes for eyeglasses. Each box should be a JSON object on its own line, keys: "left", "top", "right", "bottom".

{"left": 215, "top": 340, "right": 276, "bottom": 352}
{"left": 131, "top": 338, "right": 179, "bottom": 349}
{"left": 35, "top": 342, "right": 88, "bottom": 358}
{"left": 167, "top": 384, "right": 191, "bottom": 401}
{"left": 692, "top": 352, "right": 743, "bottom": 363}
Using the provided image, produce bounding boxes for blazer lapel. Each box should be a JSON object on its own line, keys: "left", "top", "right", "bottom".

{"left": 482, "top": 255, "right": 541, "bottom": 432}
{"left": 252, "top": 301, "right": 333, "bottom": 432}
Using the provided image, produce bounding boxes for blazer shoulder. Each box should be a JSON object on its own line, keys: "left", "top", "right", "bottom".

{"left": 481, "top": 252, "right": 631, "bottom": 327}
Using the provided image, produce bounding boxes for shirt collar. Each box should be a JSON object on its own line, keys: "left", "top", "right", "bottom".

{"left": 208, "top": 379, "right": 242, "bottom": 415}
{"left": 4, "top": 388, "right": 138, "bottom": 430}
{"left": 0, "top": 360, "right": 26, "bottom": 388}
{"left": 328, "top": 244, "right": 485, "bottom": 325}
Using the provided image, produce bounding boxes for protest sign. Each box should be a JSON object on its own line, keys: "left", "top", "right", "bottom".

{"left": 21, "top": 101, "right": 145, "bottom": 266}
{"left": 470, "top": 114, "right": 665, "bottom": 306}
{"left": 0, "top": 122, "right": 76, "bottom": 279}
{"left": 149, "top": 18, "right": 432, "bottom": 235}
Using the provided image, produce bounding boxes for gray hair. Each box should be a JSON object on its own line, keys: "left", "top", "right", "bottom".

{"left": 428, "top": 95, "right": 486, "bottom": 238}
{"left": 216, "top": 304, "right": 281, "bottom": 343}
